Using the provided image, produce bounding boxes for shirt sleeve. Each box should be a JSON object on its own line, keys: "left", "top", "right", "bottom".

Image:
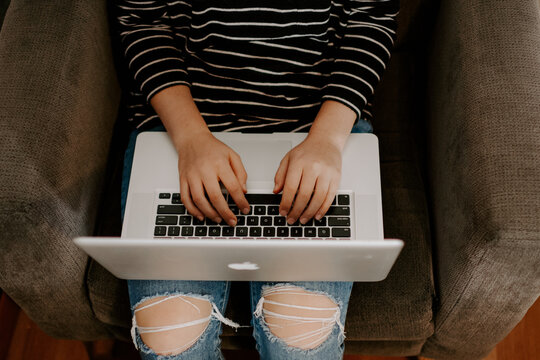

{"left": 115, "top": 0, "right": 191, "bottom": 102}
{"left": 322, "top": 0, "right": 399, "bottom": 119}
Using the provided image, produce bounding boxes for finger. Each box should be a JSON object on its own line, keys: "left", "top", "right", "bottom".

{"left": 219, "top": 166, "right": 250, "bottom": 217}
{"left": 315, "top": 179, "right": 339, "bottom": 220}
{"left": 189, "top": 178, "right": 222, "bottom": 222}
{"left": 229, "top": 152, "right": 248, "bottom": 193}
{"left": 286, "top": 170, "right": 318, "bottom": 224}
{"left": 203, "top": 176, "right": 235, "bottom": 226}
{"left": 273, "top": 153, "right": 289, "bottom": 194}
{"left": 279, "top": 163, "right": 302, "bottom": 217}
{"left": 299, "top": 176, "right": 330, "bottom": 224}
{"left": 180, "top": 176, "right": 204, "bottom": 221}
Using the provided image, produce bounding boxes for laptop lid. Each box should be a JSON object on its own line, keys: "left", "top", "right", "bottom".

{"left": 74, "top": 132, "right": 404, "bottom": 282}
{"left": 74, "top": 237, "right": 404, "bottom": 281}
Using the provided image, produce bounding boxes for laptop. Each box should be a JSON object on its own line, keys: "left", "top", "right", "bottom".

{"left": 75, "top": 132, "right": 403, "bottom": 281}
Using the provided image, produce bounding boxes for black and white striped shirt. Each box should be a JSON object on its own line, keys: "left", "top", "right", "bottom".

{"left": 116, "top": 0, "right": 398, "bottom": 132}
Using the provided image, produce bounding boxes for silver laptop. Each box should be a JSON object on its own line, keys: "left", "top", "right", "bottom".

{"left": 75, "top": 132, "right": 403, "bottom": 281}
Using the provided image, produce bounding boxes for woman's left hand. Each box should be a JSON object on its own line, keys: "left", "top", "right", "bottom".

{"left": 273, "top": 133, "right": 343, "bottom": 225}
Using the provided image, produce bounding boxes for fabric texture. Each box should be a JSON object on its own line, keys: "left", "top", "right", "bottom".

{"left": 423, "top": 0, "right": 540, "bottom": 359}
{"left": 114, "top": 0, "right": 398, "bottom": 131}
{"left": 0, "top": 0, "right": 121, "bottom": 339}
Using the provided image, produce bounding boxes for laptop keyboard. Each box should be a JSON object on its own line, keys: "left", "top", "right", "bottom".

{"left": 153, "top": 193, "right": 352, "bottom": 239}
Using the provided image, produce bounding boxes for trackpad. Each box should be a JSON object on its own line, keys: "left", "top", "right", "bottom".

{"left": 229, "top": 141, "right": 292, "bottom": 181}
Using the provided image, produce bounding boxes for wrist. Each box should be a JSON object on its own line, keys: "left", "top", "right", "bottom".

{"left": 171, "top": 124, "right": 212, "bottom": 151}
{"left": 307, "top": 127, "right": 348, "bottom": 152}
{"left": 150, "top": 85, "right": 212, "bottom": 150}
{"left": 308, "top": 100, "right": 356, "bottom": 151}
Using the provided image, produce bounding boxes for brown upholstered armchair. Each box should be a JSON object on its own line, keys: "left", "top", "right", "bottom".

{"left": 1, "top": 0, "right": 539, "bottom": 359}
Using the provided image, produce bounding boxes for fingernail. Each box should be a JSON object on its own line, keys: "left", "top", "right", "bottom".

{"left": 287, "top": 217, "right": 295, "bottom": 225}
{"left": 229, "top": 219, "right": 237, "bottom": 227}
{"left": 280, "top": 210, "right": 287, "bottom": 217}
{"left": 315, "top": 214, "right": 322, "bottom": 220}
{"left": 214, "top": 217, "right": 222, "bottom": 223}
{"left": 243, "top": 207, "right": 250, "bottom": 214}
{"left": 198, "top": 216, "right": 204, "bottom": 221}
{"left": 300, "top": 217, "right": 307, "bottom": 224}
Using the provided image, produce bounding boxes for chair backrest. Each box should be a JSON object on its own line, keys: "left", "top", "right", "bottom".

{"left": 395, "top": 0, "right": 438, "bottom": 50}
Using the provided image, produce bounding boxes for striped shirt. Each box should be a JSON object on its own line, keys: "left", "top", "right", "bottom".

{"left": 115, "top": 0, "right": 399, "bottom": 132}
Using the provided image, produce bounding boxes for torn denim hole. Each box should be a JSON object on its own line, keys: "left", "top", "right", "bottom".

{"left": 253, "top": 284, "right": 346, "bottom": 350}
{"left": 131, "top": 293, "right": 249, "bottom": 354}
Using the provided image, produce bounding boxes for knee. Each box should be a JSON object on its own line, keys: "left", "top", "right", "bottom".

{"left": 132, "top": 295, "right": 212, "bottom": 356}
{"left": 257, "top": 285, "right": 341, "bottom": 350}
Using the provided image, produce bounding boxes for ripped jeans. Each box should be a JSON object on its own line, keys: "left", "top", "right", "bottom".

{"left": 121, "top": 119, "right": 372, "bottom": 359}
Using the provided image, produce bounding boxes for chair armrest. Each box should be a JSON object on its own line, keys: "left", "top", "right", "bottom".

{"left": 423, "top": 0, "right": 540, "bottom": 359}
{"left": 0, "top": 0, "right": 120, "bottom": 339}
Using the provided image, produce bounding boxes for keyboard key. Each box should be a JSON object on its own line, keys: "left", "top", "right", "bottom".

{"left": 206, "top": 219, "right": 218, "bottom": 226}
{"left": 236, "top": 216, "right": 246, "bottom": 226}
{"left": 301, "top": 219, "right": 314, "bottom": 226}
{"left": 179, "top": 216, "right": 191, "bottom": 225}
{"left": 245, "top": 194, "right": 281, "bottom": 204}
{"left": 332, "top": 228, "right": 351, "bottom": 237}
{"left": 328, "top": 217, "right": 351, "bottom": 227}
{"left": 254, "top": 206, "right": 266, "bottom": 215}
{"left": 236, "top": 227, "right": 248, "bottom": 236}
{"left": 247, "top": 216, "right": 259, "bottom": 226}
{"left": 181, "top": 226, "right": 194, "bottom": 236}
{"left": 222, "top": 227, "right": 235, "bottom": 236}
{"left": 154, "top": 226, "right": 167, "bottom": 236}
{"left": 277, "top": 227, "right": 289, "bottom": 237}
{"left": 209, "top": 227, "right": 221, "bottom": 236}
{"left": 156, "top": 216, "right": 177, "bottom": 225}
{"left": 291, "top": 227, "right": 303, "bottom": 237}
{"left": 338, "top": 194, "right": 350, "bottom": 205}
{"left": 250, "top": 227, "right": 262, "bottom": 237}
{"left": 159, "top": 193, "right": 171, "bottom": 199}
{"left": 157, "top": 205, "right": 186, "bottom": 214}
{"left": 230, "top": 206, "right": 239, "bottom": 215}
{"left": 332, "top": 197, "right": 337, "bottom": 205}
{"left": 195, "top": 227, "right": 207, "bottom": 236}
{"left": 268, "top": 206, "right": 280, "bottom": 215}
{"left": 168, "top": 226, "right": 180, "bottom": 236}
{"left": 287, "top": 219, "right": 300, "bottom": 226}
{"left": 274, "top": 217, "right": 286, "bottom": 226}
{"left": 304, "top": 227, "right": 316, "bottom": 237}
{"left": 326, "top": 206, "right": 350, "bottom": 216}
{"left": 314, "top": 218, "right": 327, "bottom": 226}
{"left": 261, "top": 216, "right": 272, "bottom": 226}
{"left": 263, "top": 227, "right": 276, "bottom": 237}
{"left": 193, "top": 217, "right": 205, "bottom": 225}
{"left": 172, "top": 193, "right": 181, "bottom": 204}
{"left": 318, "top": 228, "right": 330, "bottom": 237}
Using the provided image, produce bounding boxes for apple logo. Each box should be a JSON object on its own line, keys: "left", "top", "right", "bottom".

{"left": 228, "top": 262, "right": 260, "bottom": 271}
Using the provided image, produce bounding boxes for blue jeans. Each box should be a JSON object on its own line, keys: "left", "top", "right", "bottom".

{"left": 121, "top": 119, "right": 372, "bottom": 360}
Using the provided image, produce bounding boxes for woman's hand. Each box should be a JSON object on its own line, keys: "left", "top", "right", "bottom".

{"left": 176, "top": 131, "right": 250, "bottom": 227}
{"left": 273, "top": 133, "right": 343, "bottom": 225}
{"left": 273, "top": 100, "right": 357, "bottom": 225}
{"left": 150, "top": 85, "right": 250, "bottom": 226}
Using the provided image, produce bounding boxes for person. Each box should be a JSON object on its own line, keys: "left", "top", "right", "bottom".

{"left": 115, "top": 0, "right": 398, "bottom": 358}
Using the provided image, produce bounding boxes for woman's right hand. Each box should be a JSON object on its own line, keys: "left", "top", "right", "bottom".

{"left": 175, "top": 131, "right": 250, "bottom": 227}
{"left": 149, "top": 85, "right": 250, "bottom": 227}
